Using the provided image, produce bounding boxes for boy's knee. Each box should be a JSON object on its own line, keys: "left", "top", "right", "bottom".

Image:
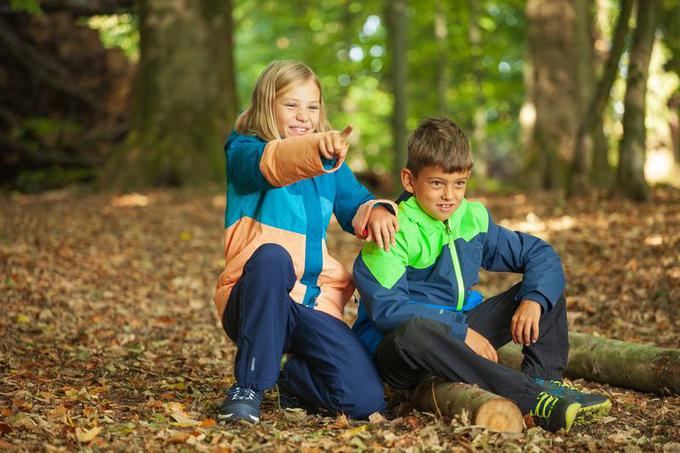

{"left": 395, "top": 318, "right": 449, "bottom": 349}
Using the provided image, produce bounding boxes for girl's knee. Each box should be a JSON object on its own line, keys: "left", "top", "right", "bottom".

{"left": 245, "top": 243, "right": 295, "bottom": 277}
{"left": 337, "top": 381, "right": 385, "bottom": 419}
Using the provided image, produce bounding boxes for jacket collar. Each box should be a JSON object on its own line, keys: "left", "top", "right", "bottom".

{"left": 400, "top": 195, "right": 468, "bottom": 233}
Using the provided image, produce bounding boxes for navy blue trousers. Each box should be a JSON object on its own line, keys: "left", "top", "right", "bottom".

{"left": 223, "top": 244, "right": 385, "bottom": 419}
{"left": 375, "top": 284, "right": 569, "bottom": 414}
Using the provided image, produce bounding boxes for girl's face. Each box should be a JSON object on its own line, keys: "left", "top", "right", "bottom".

{"left": 274, "top": 78, "right": 321, "bottom": 138}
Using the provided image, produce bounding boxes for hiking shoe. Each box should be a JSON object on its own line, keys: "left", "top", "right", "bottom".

{"left": 533, "top": 377, "right": 612, "bottom": 423}
{"left": 531, "top": 391, "right": 581, "bottom": 432}
{"left": 219, "top": 384, "right": 263, "bottom": 423}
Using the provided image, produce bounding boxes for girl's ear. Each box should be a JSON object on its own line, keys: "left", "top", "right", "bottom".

{"left": 401, "top": 168, "right": 416, "bottom": 194}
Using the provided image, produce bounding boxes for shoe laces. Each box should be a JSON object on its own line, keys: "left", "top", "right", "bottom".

{"left": 551, "top": 380, "right": 579, "bottom": 391}
{"left": 227, "top": 386, "right": 259, "bottom": 401}
{"left": 532, "top": 391, "right": 559, "bottom": 419}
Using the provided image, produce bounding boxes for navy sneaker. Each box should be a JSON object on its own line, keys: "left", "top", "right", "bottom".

{"left": 531, "top": 391, "right": 581, "bottom": 432}
{"left": 533, "top": 377, "right": 611, "bottom": 423}
{"left": 219, "top": 384, "right": 263, "bottom": 423}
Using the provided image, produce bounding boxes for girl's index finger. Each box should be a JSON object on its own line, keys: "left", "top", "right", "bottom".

{"left": 340, "top": 125, "right": 353, "bottom": 139}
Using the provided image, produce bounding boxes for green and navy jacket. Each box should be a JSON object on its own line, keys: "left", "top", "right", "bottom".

{"left": 352, "top": 194, "right": 565, "bottom": 356}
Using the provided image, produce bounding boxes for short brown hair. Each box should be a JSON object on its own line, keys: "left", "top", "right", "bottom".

{"left": 406, "top": 117, "right": 473, "bottom": 176}
{"left": 235, "top": 60, "right": 332, "bottom": 141}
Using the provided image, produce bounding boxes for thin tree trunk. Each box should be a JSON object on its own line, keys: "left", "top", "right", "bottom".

{"left": 409, "top": 377, "right": 525, "bottom": 432}
{"left": 468, "top": 0, "right": 488, "bottom": 179}
{"left": 435, "top": 0, "right": 448, "bottom": 117}
{"left": 498, "top": 332, "right": 680, "bottom": 394}
{"left": 612, "top": 0, "right": 659, "bottom": 201}
{"left": 103, "top": 0, "right": 237, "bottom": 189}
{"left": 569, "top": 0, "right": 633, "bottom": 196}
{"left": 386, "top": 0, "right": 408, "bottom": 186}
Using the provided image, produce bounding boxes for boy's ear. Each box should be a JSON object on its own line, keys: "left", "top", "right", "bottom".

{"left": 401, "top": 168, "right": 415, "bottom": 194}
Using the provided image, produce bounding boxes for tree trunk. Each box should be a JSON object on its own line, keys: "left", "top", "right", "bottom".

{"left": 468, "top": 0, "right": 488, "bottom": 179}
{"left": 103, "top": 0, "right": 237, "bottom": 189}
{"left": 408, "top": 377, "right": 524, "bottom": 433}
{"left": 569, "top": 0, "right": 633, "bottom": 196}
{"left": 525, "top": 0, "right": 585, "bottom": 190}
{"left": 386, "top": 0, "right": 408, "bottom": 186}
{"left": 612, "top": 0, "right": 659, "bottom": 201}
{"left": 498, "top": 332, "right": 680, "bottom": 394}
{"left": 435, "top": 0, "right": 448, "bottom": 117}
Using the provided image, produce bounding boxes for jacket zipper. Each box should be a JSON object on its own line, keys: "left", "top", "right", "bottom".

{"left": 446, "top": 219, "right": 465, "bottom": 311}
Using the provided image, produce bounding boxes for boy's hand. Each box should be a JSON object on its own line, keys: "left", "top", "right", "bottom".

{"left": 366, "top": 206, "right": 398, "bottom": 252}
{"left": 511, "top": 299, "right": 541, "bottom": 346}
{"left": 318, "top": 125, "right": 353, "bottom": 161}
{"left": 465, "top": 327, "right": 498, "bottom": 362}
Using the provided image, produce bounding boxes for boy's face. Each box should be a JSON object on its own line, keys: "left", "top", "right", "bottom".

{"left": 401, "top": 165, "right": 471, "bottom": 222}
{"left": 274, "top": 78, "right": 321, "bottom": 138}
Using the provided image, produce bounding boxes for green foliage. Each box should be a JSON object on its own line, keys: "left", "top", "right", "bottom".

{"left": 12, "top": 117, "right": 84, "bottom": 148}
{"left": 9, "top": 0, "right": 42, "bottom": 15}
{"left": 85, "top": 14, "right": 139, "bottom": 60}
{"left": 232, "top": 0, "right": 527, "bottom": 178}
{"left": 16, "top": 167, "right": 94, "bottom": 193}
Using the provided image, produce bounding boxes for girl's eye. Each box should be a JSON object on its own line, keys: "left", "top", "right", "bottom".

{"left": 309, "top": 105, "right": 320, "bottom": 111}
{"left": 285, "top": 103, "right": 296, "bottom": 108}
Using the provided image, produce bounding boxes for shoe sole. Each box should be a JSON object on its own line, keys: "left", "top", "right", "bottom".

{"left": 563, "top": 402, "right": 582, "bottom": 432}
{"left": 218, "top": 413, "right": 260, "bottom": 423}
{"left": 574, "top": 399, "right": 612, "bottom": 425}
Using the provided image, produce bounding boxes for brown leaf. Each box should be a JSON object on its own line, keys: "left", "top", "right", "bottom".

{"left": 75, "top": 426, "right": 102, "bottom": 443}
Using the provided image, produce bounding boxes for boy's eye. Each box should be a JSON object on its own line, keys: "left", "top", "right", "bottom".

{"left": 456, "top": 180, "right": 467, "bottom": 187}
{"left": 430, "top": 181, "right": 443, "bottom": 188}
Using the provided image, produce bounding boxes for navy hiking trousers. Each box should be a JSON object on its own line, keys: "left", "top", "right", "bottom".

{"left": 223, "top": 244, "right": 385, "bottom": 419}
{"left": 374, "top": 283, "right": 569, "bottom": 414}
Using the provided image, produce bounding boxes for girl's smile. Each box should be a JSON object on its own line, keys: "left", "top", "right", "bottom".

{"left": 275, "top": 78, "right": 321, "bottom": 138}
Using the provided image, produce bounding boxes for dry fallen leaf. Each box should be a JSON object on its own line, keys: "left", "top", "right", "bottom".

{"left": 75, "top": 426, "right": 102, "bottom": 443}
{"left": 164, "top": 402, "right": 199, "bottom": 427}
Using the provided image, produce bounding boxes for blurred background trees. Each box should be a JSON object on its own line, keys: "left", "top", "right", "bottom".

{"left": 0, "top": 0, "right": 678, "bottom": 197}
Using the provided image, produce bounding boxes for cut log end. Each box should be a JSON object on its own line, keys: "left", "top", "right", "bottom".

{"left": 408, "top": 378, "right": 525, "bottom": 433}
{"left": 474, "top": 398, "right": 524, "bottom": 433}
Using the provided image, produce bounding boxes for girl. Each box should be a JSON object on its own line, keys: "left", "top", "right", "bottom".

{"left": 214, "top": 60, "right": 398, "bottom": 423}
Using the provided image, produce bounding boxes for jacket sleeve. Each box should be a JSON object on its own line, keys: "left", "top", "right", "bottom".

{"left": 333, "top": 164, "right": 398, "bottom": 236}
{"left": 226, "top": 133, "right": 343, "bottom": 194}
{"left": 354, "top": 230, "right": 469, "bottom": 340}
{"left": 481, "top": 210, "right": 565, "bottom": 311}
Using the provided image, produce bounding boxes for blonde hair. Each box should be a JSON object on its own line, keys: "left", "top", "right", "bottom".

{"left": 235, "top": 60, "right": 332, "bottom": 141}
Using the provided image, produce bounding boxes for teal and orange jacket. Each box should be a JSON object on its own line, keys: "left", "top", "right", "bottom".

{"left": 352, "top": 194, "right": 565, "bottom": 356}
{"left": 214, "top": 131, "right": 395, "bottom": 323}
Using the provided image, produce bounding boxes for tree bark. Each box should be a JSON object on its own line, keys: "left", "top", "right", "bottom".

{"left": 498, "top": 332, "right": 680, "bottom": 394}
{"left": 569, "top": 0, "right": 633, "bottom": 196}
{"left": 468, "top": 0, "right": 488, "bottom": 179}
{"left": 612, "top": 0, "right": 659, "bottom": 201}
{"left": 103, "top": 0, "right": 237, "bottom": 189}
{"left": 434, "top": 0, "right": 448, "bottom": 117}
{"left": 525, "top": 0, "right": 586, "bottom": 190}
{"left": 408, "top": 377, "right": 524, "bottom": 433}
{"left": 385, "top": 0, "right": 408, "bottom": 186}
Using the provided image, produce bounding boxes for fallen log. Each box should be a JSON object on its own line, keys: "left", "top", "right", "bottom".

{"left": 408, "top": 377, "right": 524, "bottom": 433}
{"left": 498, "top": 332, "right": 680, "bottom": 394}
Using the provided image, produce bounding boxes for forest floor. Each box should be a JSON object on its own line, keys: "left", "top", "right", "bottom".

{"left": 1, "top": 186, "right": 679, "bottom": 451}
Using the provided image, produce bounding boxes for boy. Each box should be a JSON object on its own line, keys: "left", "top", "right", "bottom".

{"left": 352, "top": 117, "right": 610, "bottom": 432}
